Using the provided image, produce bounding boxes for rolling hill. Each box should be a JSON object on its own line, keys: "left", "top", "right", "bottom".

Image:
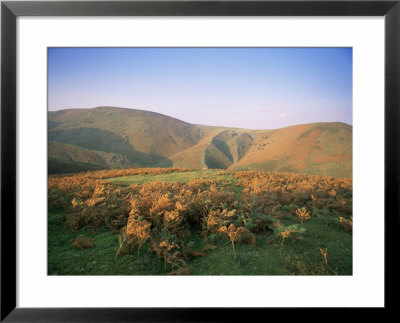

{"left": 48, "top": 106, "right": 352, "bottom": 177}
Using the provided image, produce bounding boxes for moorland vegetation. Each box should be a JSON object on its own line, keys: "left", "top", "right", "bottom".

{"left": 48, "top": 168, "right": 352, "bottom": 275}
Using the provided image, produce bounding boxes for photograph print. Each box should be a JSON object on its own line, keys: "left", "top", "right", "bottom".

{"left": 48, "top": 48, "right": 352, "bottom": 275}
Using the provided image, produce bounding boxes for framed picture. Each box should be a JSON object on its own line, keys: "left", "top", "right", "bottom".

{"left": 1, "top": 0, "right": 398, "bottom": 320}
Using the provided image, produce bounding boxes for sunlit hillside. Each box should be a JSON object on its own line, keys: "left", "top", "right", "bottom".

{"left": 49, "top": 106, "right": 352, "bottom": 177}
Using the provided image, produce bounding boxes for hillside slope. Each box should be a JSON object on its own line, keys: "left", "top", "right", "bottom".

{"left": 230, "top": 122, "right": 352, "bottom": 177}
{"left": 49, "top": 106, "right": 202, "bottom": 158}
{"left": 48, "top": 106, "right": 203, "bottom": 172}
{"left": 48, "top": 107, "right": 352, "bottom": 177}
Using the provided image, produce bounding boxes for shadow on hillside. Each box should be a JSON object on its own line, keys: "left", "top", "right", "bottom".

{"left": 48, "top": 120, "right": 62, "bottom": 130}
{"left": 48, "top": 127, "right": 172, "bottom": 167}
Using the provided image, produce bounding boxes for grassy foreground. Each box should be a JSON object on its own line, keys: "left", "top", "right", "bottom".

{"left": 48, "top": 168, "right": 352, "bottom": 275}
{"left": 48, "top": 212, "right": 351, "bottom": 275}
{"left": 103, "top": 169, "right": 229, "bottom": 185}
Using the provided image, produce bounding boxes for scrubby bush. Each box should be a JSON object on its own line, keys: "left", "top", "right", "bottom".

{"left": 49, "top": 168, "right": 352, "bottom": 273}
{"left": 71, "top": 235, "right": 94, "bottom": 249}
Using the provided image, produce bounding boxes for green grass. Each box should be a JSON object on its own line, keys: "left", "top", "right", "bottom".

{"left": 48, "top": 212, "right": 352, "bottom": 276}
{"left": 49, "top": 127, "right": 172, "bottom": 167}
{"left": 48, "top": 212, "right": 165, "bottom": 275}
{"left": 102, "top": 169, "right": 232, "bottom": 185}
{"left": 237, "top": 158, "right": 296, "bottom": 173}
{"left": 211, "top": 137, "right": 233, "bottom": 162}
{"left": 49, "top": 169, "right": 352, "bottom": 275}
{"left": 190, "top": 216, "right": 352, "bottom": 275}
{"left": 48, "top": 157, "right": 103, "bottom": 175}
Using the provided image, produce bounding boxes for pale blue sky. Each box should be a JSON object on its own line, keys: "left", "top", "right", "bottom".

{"left": 48, "top": 48, "right": 352, "bottom": 129}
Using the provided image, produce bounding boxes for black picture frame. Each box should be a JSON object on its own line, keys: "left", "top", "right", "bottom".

{"left": 1, "top": 0, "right": 399, "bottom": 321}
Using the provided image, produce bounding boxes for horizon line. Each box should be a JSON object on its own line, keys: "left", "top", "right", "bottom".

{"left": 48, "top": 105, "right": 353, "bottom": 131}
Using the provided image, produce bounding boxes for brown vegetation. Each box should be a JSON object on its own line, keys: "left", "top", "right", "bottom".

{"left": 71, "top": 235, "right": 94, "bottom": 249}
{"left": 49, "top": 168, "right": 352, "bottom": 274}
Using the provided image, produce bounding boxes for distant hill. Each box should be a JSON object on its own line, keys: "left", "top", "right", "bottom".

{"left": 229, "top": 122, "right": 352, "bottom": 177}
{"left": 48, "top": 106, "right": 352, "bottom": 177}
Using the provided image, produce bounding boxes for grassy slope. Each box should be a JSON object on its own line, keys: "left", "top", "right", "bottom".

{"left": 170, "top": 127, "right": 259, "bottom": 170}
{"left": 103, "top": 169, "right": 230, "bottom": 185}
{"left": 49, "top": 106, "right": 202, "bottom": 157}
{"left": 171, "top": 122, "right": 352, "bottom": 177}
{"left": 48, "top": 170, "right": 352, "bottom": 275}
{"left": 230, "top": 122, "right": 352, "bottom": 177}
{"left": 49, "top": 107, "right": 352, "bottom": 177}
{"left": 168, "top": 130, "right": 222, "bottom": 169}
{"left": 48, "top": 157, "right": 103, "bottom": 174}
{"left": 48, "top": 141, "right": 142, "bottom": 174}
